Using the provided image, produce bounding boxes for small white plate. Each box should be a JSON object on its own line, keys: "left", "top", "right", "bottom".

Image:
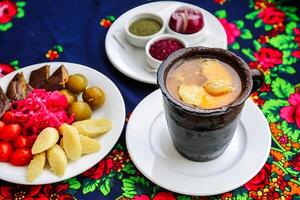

{"left": 105, "top": 1, "right": 227, "bottom": 84}
{"left": 0, "top": 62, "right": 126, "bottom": 185}
{"left": 126, "top": 90, "right": 271, "bottom": 196}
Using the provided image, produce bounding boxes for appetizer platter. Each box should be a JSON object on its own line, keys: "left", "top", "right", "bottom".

{"left": 0, "top": 62, "right": 125, "bottom": 185}
{"left": 105, "top": 1, "right": 227, "bottom": 84}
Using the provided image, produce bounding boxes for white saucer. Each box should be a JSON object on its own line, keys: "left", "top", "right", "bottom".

{"left": 126, "top": 90, "right": 271, "bottom": 196}
{"left": 105, "top": 1, "right": 227, "bottom": 84}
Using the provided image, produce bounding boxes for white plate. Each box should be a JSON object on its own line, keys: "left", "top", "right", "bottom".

{"left": 126, "top": 90, "right": 271, "bottom": 196}
{"left": 105, "top": 1, "right": 227, "bottom": 84}
{"left": 0, "top": 62, "right": 126, "bottom": 185}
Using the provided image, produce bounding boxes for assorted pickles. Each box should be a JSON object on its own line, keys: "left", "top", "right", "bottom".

{"left": 25, "top": 70, "right": 112, "bottom": 182}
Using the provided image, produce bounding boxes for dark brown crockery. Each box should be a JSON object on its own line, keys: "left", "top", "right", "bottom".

{"left": 157, "top": 46, "right": 264, "bottom": 162}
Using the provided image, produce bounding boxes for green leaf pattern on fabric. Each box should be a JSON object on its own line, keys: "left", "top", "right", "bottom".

{"left": 262, "top": 99, "right": 289, "bottom": 123}
{"left": 271, "top": 78, "right": 295, "bottom": 98}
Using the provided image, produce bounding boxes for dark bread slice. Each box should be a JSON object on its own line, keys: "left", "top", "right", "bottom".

{"left": 42, "top": 65, "right": 69, "bottom": 91}
{"left": 0, "top": 86, "right": 10, "bottom": 118}
{"left": 29, "top": 65, "right": 50, "bottom": 88}
{"left": 6, "top": 72, "right": 28, "bottom": 101}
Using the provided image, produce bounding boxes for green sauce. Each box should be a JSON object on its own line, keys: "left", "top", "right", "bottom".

{"left": 129, "top": 18, "right": 162, "bottom": 36}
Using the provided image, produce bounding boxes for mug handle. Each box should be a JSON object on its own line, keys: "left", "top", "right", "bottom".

{"left": 251, "top": 69, "right": 264, "bottom": 93}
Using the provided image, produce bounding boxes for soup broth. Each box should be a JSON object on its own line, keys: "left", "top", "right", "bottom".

{"left": 166, "top": 58, "right": 242, "bottom": 109}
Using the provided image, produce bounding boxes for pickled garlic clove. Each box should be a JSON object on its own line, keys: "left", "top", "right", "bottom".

{"left": 204, "top": 80, "right": 234, "bottom": 96}
{"left": 178, "top": 85, "right": 202, "bottom": 107}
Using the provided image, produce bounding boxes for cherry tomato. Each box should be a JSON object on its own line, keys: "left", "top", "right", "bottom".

{"left": 13, "top": 135, "right": 30, "bottom": 149}
{"left": 28, "top": 135, "right": 38, "bottom": 148}
{"left": 0, "top": 124, "right": 21, "bottom": 141}
{"left": 10, "top": 148, "right": 33, "bottom": 166}
{"left": 2, "top": 112, "right": 14, "bottom": 124}
{"left": 0, "top": 121, "right": 5, "bottom": 128}
{"left": 0, "top": 142, "right": 13, "bottom": 162}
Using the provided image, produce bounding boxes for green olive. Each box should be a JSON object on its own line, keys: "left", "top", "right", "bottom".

{"left": 68, "top": 101, "right": 92, "bottom": 121}
{"left": 67, "top": 74, "right": 88, "bottom": 94}
{"left": 82, "top": 87, "right": 105, "bottom": 110}
{"left": 60, "top": 89, "right": 77, "bottom": 104}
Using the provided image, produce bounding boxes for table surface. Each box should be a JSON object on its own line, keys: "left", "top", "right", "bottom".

{"left": 0, "top": 0, "right": 300, "bottom": 199}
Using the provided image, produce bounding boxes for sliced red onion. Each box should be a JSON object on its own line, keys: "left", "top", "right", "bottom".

{"left": 169, "top": 6, "right": 204, "bottom": 34}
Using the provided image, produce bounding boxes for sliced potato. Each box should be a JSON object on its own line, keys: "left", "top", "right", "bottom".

{"left": 59, "top": 123, "right": 82, "bottom": 160}
{"left": 72, "top": 119, "right": 112, "bottom": 137}
{"left": 47, "top": 144, "right": 67, "bottom": 177}
{"left": 80, "top": 135, "right": 101, "bottom": 154}
{"left": 59, "top": 138, "right": 64, "bottom": 148}
{"left": 204, "top": 80, "right": 234, "bottom": 96}
{"left": 32, "top": 127, "right": 59, "bottom": 154}
{"left": 178, "top": 85, "right": 202, "bottom": 107}
{"left": 26, "top": 152, "right": 46, "bottom": 182}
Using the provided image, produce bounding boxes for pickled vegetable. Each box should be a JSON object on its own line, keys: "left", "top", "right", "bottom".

{"left": 82, "top": 87, "right": 105, "bottom": 110}
{"left": 67, "top": 74, "right": 88, "bottom": 94}
{"left": 68, "top": 102, "right": 92, "bottom": 121}
{"left": 60, "top": 89, "right": 77, "bottom": 104}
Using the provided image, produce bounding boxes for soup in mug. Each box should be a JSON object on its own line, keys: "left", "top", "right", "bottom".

{"left": 166, "top": 58, "right": 242, "bottom": 109}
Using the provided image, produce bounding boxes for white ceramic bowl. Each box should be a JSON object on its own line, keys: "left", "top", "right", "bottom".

{"left": 145, "top": 34, "right": 188, "bottom": 71}
{"left": 166, "top": 9, "right": 206, "bottom": 46}
{"left": 125, "top": 13, "right": 166, "bottom": 48}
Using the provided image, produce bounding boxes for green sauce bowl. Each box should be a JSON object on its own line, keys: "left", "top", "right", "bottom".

{"left": 125, "top": 13, "right": 166, "bottom": 48}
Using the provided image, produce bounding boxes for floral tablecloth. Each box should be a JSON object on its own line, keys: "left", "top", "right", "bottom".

{"left": 0, "top": 0, "right": 300, "bottom": 199}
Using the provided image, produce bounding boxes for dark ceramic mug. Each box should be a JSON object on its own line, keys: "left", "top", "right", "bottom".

{"left": 157, "top": 47, "right": 264, "bottom": 162}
